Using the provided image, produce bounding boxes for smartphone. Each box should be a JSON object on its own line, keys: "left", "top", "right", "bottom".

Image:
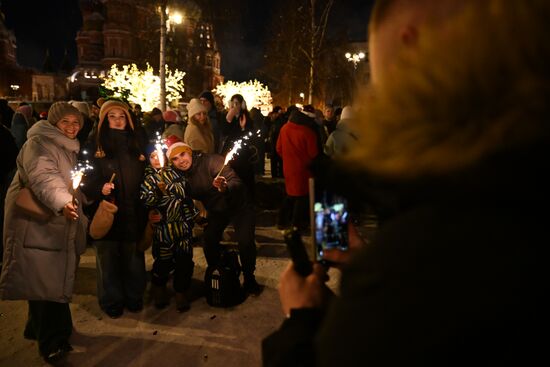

{"left": 309, "top": 177, "right": 349, "bottom": 265}
{"left": 283, "top": 228, "right": 313, "bottom": 276}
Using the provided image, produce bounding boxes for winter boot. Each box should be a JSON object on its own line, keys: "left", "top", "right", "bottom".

{"left": 151, "top": 284, "right": 169, "bottom": 309}
{"left": 175, "top": 292, "right": 190, "bottom": 313}
{"left": 243, "top": 274, "right": 263, "bottom": 296}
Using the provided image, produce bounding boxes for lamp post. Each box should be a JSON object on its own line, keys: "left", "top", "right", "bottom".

{"left": 344, "top": 51, "right": 366, "bottom": 104}
{"left": 10, "top": 84, "right": 20, "bottom": 98}
{"left": 299, "top": 92, "right": 305, "bottom": 103}
{"left": 345, "top": 52, "right": 366, "bottom": 69}
{"left": 159, "top": 1, "right": 182, "bottom": 111}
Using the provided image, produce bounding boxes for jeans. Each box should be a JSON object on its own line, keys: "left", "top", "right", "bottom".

{"left": 93, "top": 240, "right": 146, "bottom": 310}
{"left": 203, "top": 206, "right": 256, "bottom": 276}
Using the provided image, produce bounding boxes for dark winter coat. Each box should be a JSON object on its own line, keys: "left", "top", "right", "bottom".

{"left": 82, "top": 129, "right": 147, "bottom": 242}
{"left": 181, "top": 153, "right": 246, "bottom": 214}
{"left": 263, "top": 144, "right": 549, "bottom": 366}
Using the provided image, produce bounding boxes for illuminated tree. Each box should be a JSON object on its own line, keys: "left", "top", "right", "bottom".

{"left": 102, "top": 63, "right": 185, "bottom": 111}
{"left": 213, "top": 80, "right": 273, "bottom": 115}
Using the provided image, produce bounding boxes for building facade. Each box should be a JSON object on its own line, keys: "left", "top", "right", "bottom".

{"left": 71, "top": 0, "right": 224, "bottom": 104}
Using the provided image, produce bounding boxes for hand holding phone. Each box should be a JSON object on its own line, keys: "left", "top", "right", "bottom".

{"left": 309, "top": 178, "right": 350, "bottom": 267}
{"left": 283, "top": 228, "right": 313, "bottom": 276}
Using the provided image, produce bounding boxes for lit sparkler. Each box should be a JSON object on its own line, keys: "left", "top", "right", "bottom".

{"left": 154, "top": 132, "right": 166, "bottom": 169}
{"left": 70, "top": 156, "right": 94, "bottom": 206}
{"left": 214, "top": 130, "right": 262, "bottom": 179}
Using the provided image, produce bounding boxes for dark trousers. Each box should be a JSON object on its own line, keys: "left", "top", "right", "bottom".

{"left": 151, "top": 249, "right": 194, "bottom": 293}
{"left": 270, "top": 151, "right": 283, "bottom": 178}
{"left": 93, "top": 240, "right": 146, "bottom": 310}
{"left": 24, "top": 301, "right": 72, "bottom": 357}
{"left": 278, "top": 195, "right": 310, "bottom": 230}
{"left": 203, "top": 207, "right": 256, "bottom": 276}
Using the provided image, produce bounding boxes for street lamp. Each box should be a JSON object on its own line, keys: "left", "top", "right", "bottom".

{"left": 159, "top": 2, "right": 183, "bottom": 111}
{"left": 299, "top": 92, "right": 305, "bottom": 102}
{"left": 345, "top": 52, "right": 366, "bottom": 69}
{"left": 10, "top": 84, "right": 20, "bottom": 98}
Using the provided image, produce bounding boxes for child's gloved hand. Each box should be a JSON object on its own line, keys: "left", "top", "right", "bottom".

{"left": 156, "top": 181, "right": 167, "bottom": 194}
{"left": 148, "top": 209, "right": 162, "bottom": 224}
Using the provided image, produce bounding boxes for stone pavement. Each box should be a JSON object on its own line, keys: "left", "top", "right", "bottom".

{"left": 0, "top": 211, "right": 345, "bottom": 367}
{"left": 0, "top": 173, "right": 376, "bottom": 367}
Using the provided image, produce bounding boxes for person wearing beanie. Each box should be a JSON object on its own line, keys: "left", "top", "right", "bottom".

{"left": 80, "top": 98, "right": 148, "bottom": 319}
{"left": 324, "top": 106, "right": 358, "bottom": 158}
{"left": 223, "top": 94, "right": 257, "bottom": 195}
{"left": 166, "top": 135, "right": 263, "bottom": 296}
{"left": 10, "top": 104, "right": 36, "bottom": 150}
{"left": 140, "top": 140, "right": 198, "bottom": 312}
{"left": 162, "top": 109, "right": 185, "bottom": 142}
{"left": 184, "top": 98, "right": 214, "bottom": 154}
{"left": 199, "top": 90, "right": 223, "bottom": 153}
{"left": 1, "top": 101, "right": 87, "bottom": 363}
{"left": 68, "top": 100, "right": 95, "bottom": 146}
{"left": 276, "top": 107, "right": 319, "bottom": 230}
{"left": 163, "top": 109, "right": 178, "bottom": 124}
{"left": 143, "top": 107, "right": 165, "bottom": 143}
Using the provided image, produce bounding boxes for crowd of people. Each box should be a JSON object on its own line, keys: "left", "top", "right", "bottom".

{"left": 1, "top": 0, "right": 548, "bottom": 365}
{"left": 0, "top": 84, "right": 346, "bottom": 363}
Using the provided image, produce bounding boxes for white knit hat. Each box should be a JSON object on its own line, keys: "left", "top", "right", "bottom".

{"left": 187, "top": 98, "right": 207, "bottom": 119}
{"left": 69, "top": 100, "right": 91, "bottom": 117}
{"left": 340, "top": 106, "right": 354, "bottom": 120}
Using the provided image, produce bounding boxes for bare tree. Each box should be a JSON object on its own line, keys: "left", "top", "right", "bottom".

{"left": 261, "top": 0, "right": 309, "bottom": 107}
{"left": 300, "top": 0, "right": 334, "bottom": 104}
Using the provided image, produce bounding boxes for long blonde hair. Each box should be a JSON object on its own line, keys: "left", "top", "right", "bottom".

{"left": 189, "top": 113, "right": 214, "bottom": 148}
{"left": 349, "top": 0, "right": 550, "bottom": 179}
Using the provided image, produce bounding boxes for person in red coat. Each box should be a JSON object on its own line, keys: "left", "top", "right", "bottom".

{"left": 276, "top": 108, "right": 319, "bottom": 230}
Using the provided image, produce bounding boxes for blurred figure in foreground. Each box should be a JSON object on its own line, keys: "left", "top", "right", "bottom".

{"left": 263, "top": 1, "right": 549, "bottom": 365}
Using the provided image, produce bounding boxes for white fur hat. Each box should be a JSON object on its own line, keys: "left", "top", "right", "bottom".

{"left": 69, "top": 100, "right": 91, "bottom": 117}
{"left": 340, "top": 106, "right": 354, "bottom": 120}
{"left": 187, "top": 98, "right": 207, "bottom": 119}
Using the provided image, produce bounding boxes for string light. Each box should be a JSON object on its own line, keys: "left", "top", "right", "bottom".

{"left": 102, "top": 63, "right": 186, "bottom": 111}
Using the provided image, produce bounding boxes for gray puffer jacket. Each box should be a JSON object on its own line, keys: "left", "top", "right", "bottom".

{"left": 0, "top": 120, "right": 88, "bottom": 302}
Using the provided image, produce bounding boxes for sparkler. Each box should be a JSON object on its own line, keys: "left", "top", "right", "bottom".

{"left": 154, "top": 131, "right": 166, "bottom": 169}
{"left": 71, "top": 153, "right": 94, "bottom": 206}
{"left": 215, "top": 130, "right": 261, "bottom": 179}
{"left": 154, "top": 132, "right": 168, "bottom": 192}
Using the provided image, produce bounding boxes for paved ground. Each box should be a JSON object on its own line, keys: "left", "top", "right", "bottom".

{"left": 0, "top": 169, "right": 377, "bottom": 367}
{"left": 0, "top": 212, "right": 345, "bottom": 367}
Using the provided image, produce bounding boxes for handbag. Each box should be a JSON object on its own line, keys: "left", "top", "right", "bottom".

{"left": 15, "top": 187, "right": 53, "bottom": 221}
{"left": 89, "top": 200, "right": 118, "bottom": 240}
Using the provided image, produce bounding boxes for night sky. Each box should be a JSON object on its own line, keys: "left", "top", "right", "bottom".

{"left": 1, "top": 0, "right": 372, "bottom": 81}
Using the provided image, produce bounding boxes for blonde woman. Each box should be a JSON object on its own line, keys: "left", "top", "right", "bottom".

{"left": 184, "top": 98, "right": 214, "bottom": 153}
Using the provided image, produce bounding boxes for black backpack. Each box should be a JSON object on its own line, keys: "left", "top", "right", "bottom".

{"left": 204, "top": 249, "right": 245, "bottom": 307}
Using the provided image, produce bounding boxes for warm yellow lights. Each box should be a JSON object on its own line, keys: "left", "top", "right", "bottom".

{"left": 213, "top": 80, "right": 272, "bottom": 116}
{"left": 102, "top": 63, "right": 185, "bottom": 111}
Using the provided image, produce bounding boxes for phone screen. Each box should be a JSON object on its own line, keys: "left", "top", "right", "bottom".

{"left": 309, "top": 178, "right": 349, "bottom": 262}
